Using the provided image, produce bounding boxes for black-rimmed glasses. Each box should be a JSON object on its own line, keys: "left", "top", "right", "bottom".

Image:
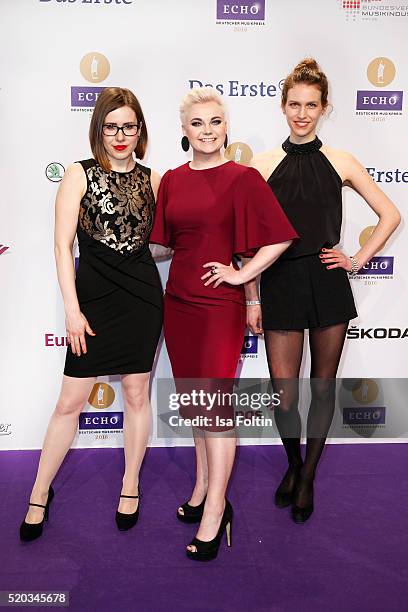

{"left": 102, "top": 123, "right": 141, "bottom": 137}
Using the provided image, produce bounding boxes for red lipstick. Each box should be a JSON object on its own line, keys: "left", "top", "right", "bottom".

{"left": 113, "top": 145, "right": 127, "bottom": 151}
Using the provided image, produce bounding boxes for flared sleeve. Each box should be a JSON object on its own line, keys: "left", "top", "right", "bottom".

{"left": 233, "top": 167, "right": 298, "bottom": 257}
{"left": 150, "top": 169, "right": 173, "bottom": 248}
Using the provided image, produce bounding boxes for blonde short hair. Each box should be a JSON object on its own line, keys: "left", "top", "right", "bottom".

{"left": 180, "top": 87, "right": 226, "bottom": 123}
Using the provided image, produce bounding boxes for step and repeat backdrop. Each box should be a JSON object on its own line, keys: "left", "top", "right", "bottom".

{"left": 1, "top": 0, "right": 406, "bottom": 449}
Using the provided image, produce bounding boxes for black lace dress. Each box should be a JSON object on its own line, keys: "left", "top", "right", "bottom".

{"left": 64, "top": 159, "right": 163, "bottom": 377}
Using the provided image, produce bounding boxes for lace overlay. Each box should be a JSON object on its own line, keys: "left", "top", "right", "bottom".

{"left": 79, "top": 161, "right": 155, "bottom": 254}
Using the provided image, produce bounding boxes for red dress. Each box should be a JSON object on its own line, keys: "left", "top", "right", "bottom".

{"left": 150, "top": 161, "right": 297, "bottom": 379}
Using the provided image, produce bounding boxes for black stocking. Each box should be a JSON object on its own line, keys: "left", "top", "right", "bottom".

{"left": 264, "top": 330, "right": 304, "bottom": 494}
{"left": 295, "top": 323, "right": 348, "bottom": 508}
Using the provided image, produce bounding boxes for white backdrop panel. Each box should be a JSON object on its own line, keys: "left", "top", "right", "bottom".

{"left": 0, "top": 0, "right": 406, "bottom": 449}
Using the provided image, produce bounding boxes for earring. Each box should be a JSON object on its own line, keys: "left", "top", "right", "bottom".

{"left": 224, "top": 135, "right": 228, "bottom": 149}
{"left": 181, "top": 136, "right": 190, "bottom": 152}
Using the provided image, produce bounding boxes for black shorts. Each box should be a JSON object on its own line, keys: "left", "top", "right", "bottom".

{"left": 260, "top": 254, "right": 357, "bottom": 330}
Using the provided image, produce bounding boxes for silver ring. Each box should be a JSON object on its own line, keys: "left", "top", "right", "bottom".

{"left": 210, "top": 266, "right": 218, "bottom": 276}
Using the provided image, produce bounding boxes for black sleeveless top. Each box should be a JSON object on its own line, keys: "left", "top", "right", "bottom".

{"left": 73, "top": 159, "right": 160, "bottom": 306}
{"left": 78, "top": 159, "right": 155, "bottom": 255}
{"left": 267, "top": 137, "right": 342, "bottom": 260}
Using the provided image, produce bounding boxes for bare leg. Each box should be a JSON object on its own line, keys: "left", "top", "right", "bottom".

{"left": 187, "top": 431, "right": 236, "bottom": 551}
{"left": 118, "top": 372, "right": 151, "bottom": 515}
{"left": 178, "top": 428, "right": 208, "bottom": 516}
{"left": 25, "top": 375, "right": 96, "bottom": 524}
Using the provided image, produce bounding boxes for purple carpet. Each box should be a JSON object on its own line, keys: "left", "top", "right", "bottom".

{"left": 0, "top": 444, "right": 407, "bottom": 612}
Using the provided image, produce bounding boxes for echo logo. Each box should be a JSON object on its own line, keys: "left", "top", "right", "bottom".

{"left": 71, "top": 86, "right": 105, "bottom": 108}
{"left": 224, "top": 142, "right": 253, "bottom": 165}
{"left": 241, "top": 336, "right": 258, "bottom": 354}
{"left": 88, "top": 383, "right": 115, "bottom": 409}
{"left": 352, "top": 379, "right": 378, "bottom": 404}
{"left": 79, "top": 412, "right": 123, "bottom": 430}
{"left": 71, "top": 53, "right": 110, "bottom": 109}
{"left": 216, "top": 0, "right": 265, "bottom": 20}
{"left": 356, "top": 91, "right": 403, "bottom": 111}
{"left": 80, "top": 52, "right": 110, "bottom": 84}
{"left": 367, "top": 57, "right": 396, "bottom": 88}
{"left": 356, "top": 57, "right": 403, "bottom": 114}
{"left": 343, "top": 406, "right": 385, "bottom": 425}
{"left": 359, "top": 256, "right": 394, "bottom": 275}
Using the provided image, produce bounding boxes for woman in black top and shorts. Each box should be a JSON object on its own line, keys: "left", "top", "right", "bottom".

{"left": 249, "top": 59, "right": 400, "bottom": 523}
{"left": 19, "top": 88, "right": 163, "bottom": 540}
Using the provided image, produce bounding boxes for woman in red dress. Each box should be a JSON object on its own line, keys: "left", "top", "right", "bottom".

{"left": 150, "top": 87, "right": 297, "bottom": 561}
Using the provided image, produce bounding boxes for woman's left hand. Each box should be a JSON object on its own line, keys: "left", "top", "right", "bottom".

{"left": 202, "top": 262, "right": 244, "bottom": 287}
{"left": 319, "top": 248, "right": 352, "bottom": 271}
{"left": 247, "top": 304, "right": 263, "bottom": 336}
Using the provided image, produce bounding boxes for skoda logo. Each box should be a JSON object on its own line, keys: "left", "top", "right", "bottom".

{"left": 46, "top": 162, "right": 65, "bottom": 182}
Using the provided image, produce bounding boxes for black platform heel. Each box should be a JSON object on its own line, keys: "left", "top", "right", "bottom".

{"left": 274, "top": 464, "right": 302, "bottom": 508}
{"left": 186, "top": 500, "right": 233, "bottom": 562}
{"left": 19, "top": 486, "right": 54, "bottom": 542}
{"left": 177, "top": 495, "right": 206, "bottom": 524}
{"left": 115, "top": 487, "right": 141, "bottom": 531}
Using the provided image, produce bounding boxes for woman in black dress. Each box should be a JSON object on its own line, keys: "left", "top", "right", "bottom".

{"left": 20, "top": 88, "right": 163, "bottom": 540}
{"left": 249, "top": 59, "right": 400, "bottom": 523}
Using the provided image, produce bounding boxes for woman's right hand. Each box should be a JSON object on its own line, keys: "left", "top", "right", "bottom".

{"left": 65, "top": 310, "right": 96, "bottom": 356}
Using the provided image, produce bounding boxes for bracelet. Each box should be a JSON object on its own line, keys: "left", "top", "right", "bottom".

{"left": 348, "top": 256, "right": 359, "bottom": 277}
{"left": 246, "top": 300, "right": 261, "bottom": 306}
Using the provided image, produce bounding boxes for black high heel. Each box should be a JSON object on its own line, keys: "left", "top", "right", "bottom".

{"left": 186, "top": 500, "right": 233, "bottom": 562}
{"left": 291, "top": 477, "right": 314, "bottom": 524}
{"left": 115, "top": 487, "right": 141, "bottom": 531}
{"left": 19, "top": 486, "right": 54, "bottom": 542}
{"left": 275, "top": 464, "right": 302, "bottom": 508}
{"left": 177, "top": 495, "right": 206, "bottom": 524}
